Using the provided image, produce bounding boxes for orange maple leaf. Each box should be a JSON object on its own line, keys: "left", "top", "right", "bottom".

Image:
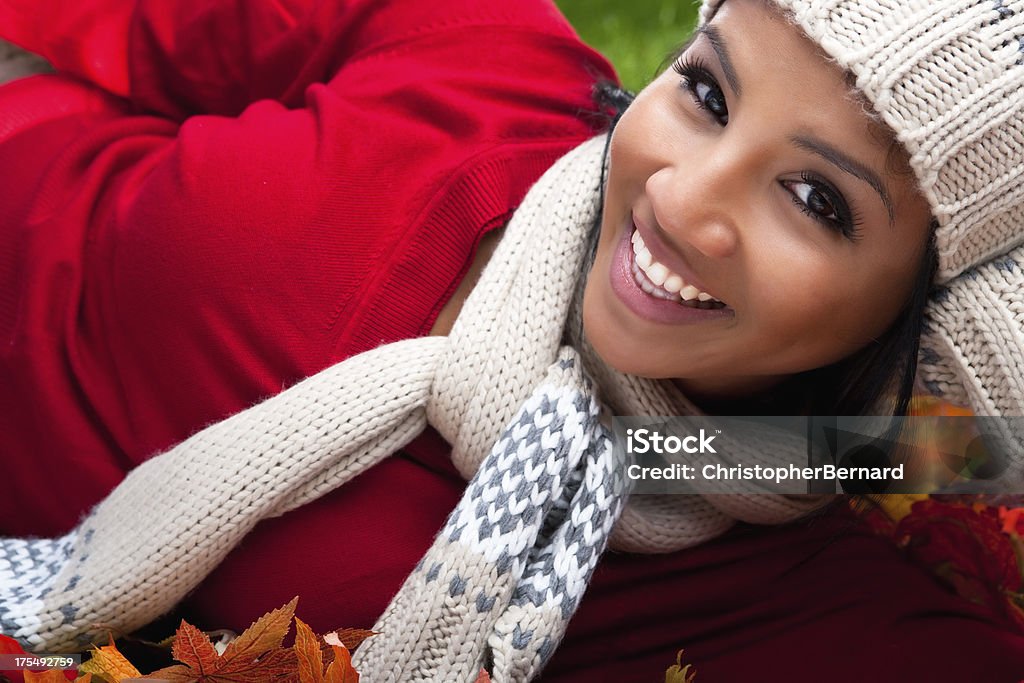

{"left": 171, "top": 621, "right": 220, "bottom": 678}
{"left": 321, "top": 629, "right": 376, "bottom": 653}
{"left": 77, "top": 639, "right": 141, "bottom": 682}
{"left": 322, "top": 644, "right": 357, "bottom": 683}
{"left": 22, "top": 671, "right": 87, "bottom": 683}
{"left": 295, "top": 618, "right": 358, "bottom": 683}
{"left": 145, "top": 597, "right": 298, "bottom": 682}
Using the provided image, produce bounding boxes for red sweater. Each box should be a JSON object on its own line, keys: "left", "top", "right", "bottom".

{"left": 0, "top": 0, "right": 612, "bottom": 533}
{"left": 2, "top": 2, "right": 1024, "bottom": 680}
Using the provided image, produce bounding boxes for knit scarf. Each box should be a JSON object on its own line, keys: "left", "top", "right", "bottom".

{"left": 0, "top": 136, "right": 827, "bottom": 681}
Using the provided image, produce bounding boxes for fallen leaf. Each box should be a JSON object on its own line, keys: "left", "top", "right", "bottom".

{"left": 78, "top": 640, "right": 142, "bottom": 682}
{"left": 22, "top": 671, "right": 72, "bottom": 683}
{"left": 897, "top": 500, "right": 1021, "bottom": 592}
{"left": 322, "top": 646, "right": 357, "bottom": 683}
{"left": 0, "top": 634, "right": 32, "bottom": 683}
{"left": 219, "top": 597, "right": 297, "bottom": 666}
{"left": 321, "top": 630, "right": 377, "bottom": 652}
{"left": 0, "top": 634, "right": 28, "bottom": 656}
{"left": 895, "top": 499, "right": 1024, "bottom": 631}
{"left": 170, "top": 622, "right": 219, "bottom": 678}
{"left": 294, "top": 618, "right": 324, "bottom": 683}
{"left": 15, "top": 668, "right": 87, "bottom": 683}
{"left": 665, "top": 649, "right": 697, "bottom": 683}
{"left": 1000, "top": 506, "right": 1024, "bottom": 536}
{"left": 146, "top": 599, "right": 298, "bottom": 682}
{"left": 139, "top": 664, "right": 202, "bottom": 682}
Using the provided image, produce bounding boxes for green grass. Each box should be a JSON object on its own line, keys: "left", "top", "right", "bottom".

{"left": 554, "top": 0, "right": 702, "bottom": 92}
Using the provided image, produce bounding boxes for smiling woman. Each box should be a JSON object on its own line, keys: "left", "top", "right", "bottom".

{"left": 584, "top": 0, "right": 936, "bottom": 415}
{"left": 2, "top": 0, "right": 1024, "bottom": 681}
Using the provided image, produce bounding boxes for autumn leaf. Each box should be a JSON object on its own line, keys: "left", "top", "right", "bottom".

{"left": 293, "top": 618, "right": 323, "bottom": 683}
{"left": 0, "top": 634, "right": 31, "bottom": 683}
{"left": 0, "top": 634, "right": 28, "bottom": 656}
{"left": 220, "top": 597, "right": 297, "bottom": 666}
{"left": 22, "top": 671, "right": 76, "bottom": 683}
{"left": 171, "top": 622, "right": 219, "bottom": 678}
{"left": 322, "top": 645, "right": 357, "bottom": 683}
{"left": 897, "top": 500, "right": 1021, "bottom": 592}
{"left": 321, "top": 630, "right": 376, "bottom": 653}
{"left": 665, "top": 649, "right": 697, "bottom": 683}
{"left": 4, "top": 597, "right": 371, "bottom": 683}
{"left": 894, "top": 499, "right": 1024, "bottom": 631}
{"left": 146, "top": 598, "right": 298, "bottom": 682}
{"left": 78, "top": 640, "right": 141, "bottom": 682}
{"left": 1000, "top": 506, "right": 1024, "bottom": 536}
{"left": 294, "top": 618, "right": 359, "bottom": 683}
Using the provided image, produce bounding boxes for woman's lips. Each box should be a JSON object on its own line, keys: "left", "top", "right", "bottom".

{"left": 608, "top": 221, "right": 734, "bottom": 325}
{"left": 631, "top": 212, "right": 719, "bottom": 300}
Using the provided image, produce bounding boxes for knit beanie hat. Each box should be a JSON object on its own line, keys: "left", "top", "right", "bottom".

{"left": 699, "top": 1, "right": 1024, "bottom": 435}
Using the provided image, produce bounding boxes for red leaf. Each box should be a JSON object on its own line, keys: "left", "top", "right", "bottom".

{"left": 170, "top": 622, "right": 219, "bottom": 678}
{"left": 219, "top": 597, "right": 297, "bottom": 668}
{"left": 143, "top": 664, "right": 199, "bottom": 681}
{"left": 0, "top": 634, "right": 28, "bottom": 656}
{"left": 210, "top": 648, "right": 297, "bottom": 682}
{"left": 999, "top": 506, "right": 1024, "bottom": 536}
{"left": 22, "top": 671, "right": 71, "bottom": 683}
{"left": 293, "top": 618, "right": 324, "bottom": 683}
{"left": 322, "top": 630, "right": 376, "bottom": 653}
{"left": 146, "top": 599, "right": 299, "bottom": 682}
{"left": 895, "top": 499, "right": 1024, "bottom": 628}
{"left": 897, "top": 500, "right": 1020, "bottom": 591}
{"left": 323, "top": 646, "right": 357, "bottom": 683}
{"left": 79, "top": 640, "right": 142, "bottom": 681}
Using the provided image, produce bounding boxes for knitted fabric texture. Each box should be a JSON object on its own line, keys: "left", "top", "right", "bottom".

{"left": 699, "top": 0, "right": 1024, "bottom": 461}
{"left": 700, "top": 0, "right": 1024, "bottom": 283}
{"left": 0, "top": 137, "right": 827, "bottom": 680}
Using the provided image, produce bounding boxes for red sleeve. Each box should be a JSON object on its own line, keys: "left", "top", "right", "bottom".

{"left": 0, "top": 0, "right": 616, "bottom": 535}
{"left": 0, "top": 0, "right": 593, "bottom": 118}
{"left": 0, "top": 0, "right": 313, "bottom": 115}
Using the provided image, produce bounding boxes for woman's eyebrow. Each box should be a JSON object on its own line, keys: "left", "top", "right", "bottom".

{"left": 698, "top": 25, "right": 742, "bottom": 96}
{"left": 791, "top": 135, "right": 896, "bottom": 226}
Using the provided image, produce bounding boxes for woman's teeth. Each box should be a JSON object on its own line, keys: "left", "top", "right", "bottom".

{"left": 630, "top": 230, "right": 725, "bottom": 309}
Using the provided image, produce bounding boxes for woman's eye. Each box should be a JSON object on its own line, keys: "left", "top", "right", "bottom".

{"left": 672, "top": 57, "right": 729, "bottom": 125}
{"left": 789, "top": 181, "right": 838, "bottom": 221}
{"left": 782, "top": 173, "right": 861, "bottom": 241}
{"left": 692, "top": 81, "right": 728, "bottom": 122}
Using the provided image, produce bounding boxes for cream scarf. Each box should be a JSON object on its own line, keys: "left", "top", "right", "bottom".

{"left": 0, "top": 136, "right": 826, "bottom": 681}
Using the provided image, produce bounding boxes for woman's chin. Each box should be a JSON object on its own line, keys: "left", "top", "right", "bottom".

{"left": 582, "top": 286, "right": 672, "bottom": 379}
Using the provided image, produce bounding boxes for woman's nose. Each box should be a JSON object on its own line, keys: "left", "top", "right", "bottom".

{"left": 645, "top": 157, "right": 743, "bottom": 261}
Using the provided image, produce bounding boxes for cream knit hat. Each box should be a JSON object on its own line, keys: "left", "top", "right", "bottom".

{"left": 699, "top": 0, "right": 1024, "bottom": 434}
{"left": 698, "top": 0, "right": 1024, "bottom": 283}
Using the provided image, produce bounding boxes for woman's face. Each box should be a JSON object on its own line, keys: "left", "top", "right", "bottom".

{"left": 582, "top": 0, "right": 933, "bottom": 403}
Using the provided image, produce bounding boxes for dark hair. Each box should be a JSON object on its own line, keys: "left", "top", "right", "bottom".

{"left": 589, "top": 80, "right": 940, "bottom": 420}
{"left": 781, "top": 230, "right": 938, "bottom": 417}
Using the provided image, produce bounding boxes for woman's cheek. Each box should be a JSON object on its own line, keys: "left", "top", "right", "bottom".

{"left": 752, "top": 253, "right": 839, "bottom": 346}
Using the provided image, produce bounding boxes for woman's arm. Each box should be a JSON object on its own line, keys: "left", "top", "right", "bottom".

{"left": 0, "top": 0, "right": 330, "bottom": 117}
{"left": 0, "top": 0, "right": 582, "bottom": 119}
{"left": 0, "top": 0, "right": 616, "bottom": 536}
